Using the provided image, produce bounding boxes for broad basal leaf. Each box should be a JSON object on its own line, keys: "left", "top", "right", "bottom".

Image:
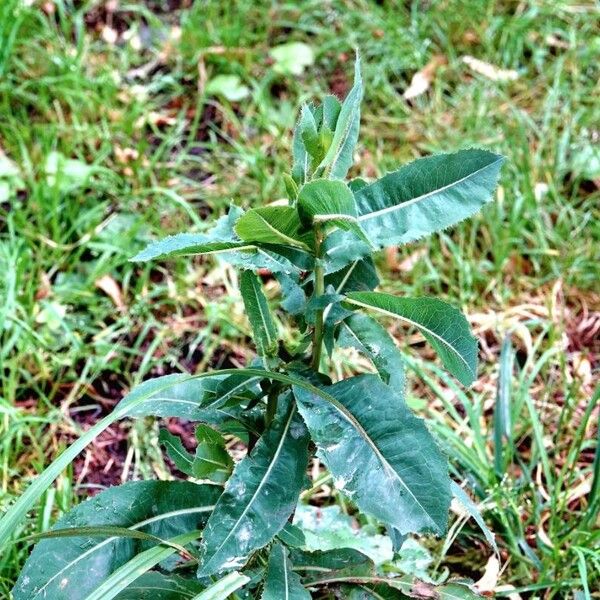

{"left": 198, "top": 398, "right": 310, "bottom": 576}
{"left": 344, "top": 292, "right": 477, "bottom": 386}
{"left": 317, "top": 55, "right": 363, "bottom": 179}
{"left": 261, "top": 543, "right": 310, "bottom": 600}
{"left": 338, "top": 313, "right": 405, "bottom": 390}
{"left": 293, "top": 375, "right": 451, "bottom": 535}
{"left": 84, "top": 531, "right": 202, "bottom": 600}
{"left": 14, "top": 481, "right": 221, "bottom": 600}
{"left": 354, "top": 149, "right": 504, "bottom": 248}
{"left": 235, "top": 206, "right": 313, "bottom": 251}
{"left": 240, "top": 270, "right": 279, "bottom": 357}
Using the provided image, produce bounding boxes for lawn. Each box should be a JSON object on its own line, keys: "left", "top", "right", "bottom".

{"left": 0, "top": 0, "right": 598, "bottom": 597}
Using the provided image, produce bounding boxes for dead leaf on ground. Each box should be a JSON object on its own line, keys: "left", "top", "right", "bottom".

{"left": 462, "top": 55, "right": 519, "bottom": 82}
{"left": 95, "top": 274, "right": 126, "bottom": 311}
{"left": 403, "top": 55, "right": 447, "bottom": 100}
{"left": 474, "top": 555, "right": 500, "bottom": 594}
{"left": 35, "top": 272, "right": 52, "bottom": 301}
{"left": 135, "top": 111, "right": 177, "bottom": 129}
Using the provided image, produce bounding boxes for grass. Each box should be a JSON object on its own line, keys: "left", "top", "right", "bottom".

{"left": 0, "top": 0, "right": 598, "bottom": 596}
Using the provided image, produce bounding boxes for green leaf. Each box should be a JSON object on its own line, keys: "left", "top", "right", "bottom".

{"left": 276, "top": 523, "right": 306, "bottom": 548}
{"left": 344, "top": 292, "right": 478, "bottom": 386}
{"left": 240, "top": 270, "right": 279, "bottom": 357}
{"left": 290, "top": 547, "right": 373, "bottom": 576}
{"left": 132, "top": 206, "right": 250, "bottom": 262}
{"left": 192, "top": 572, "right": 250, "bottom": 600}
{"left": 317, "top": 55, "right": 363, "bottom": 179}
{"left": 292, "top": 104, "right": 318, "bottom": 184}
{"left": 293, "top": 504, "right": 392, "bottom": 566}
{"left": 293, "top": 375, "right": 452, "bottom": 535}
{"left": 261, "top": 543, "right": 311, "bottom": 600}
{"left": 14, "top": 481, "right": 220, "bottom": 600}
{"left": 206, "top": 75, "right": 250, "bottom": 101}
{"left": 0, "top": 368, "right": 334, "bottom": 547}
{"left": 115, "top": 573, "right": 204, "bottom": 599}
{"left": 305, "top": 576, "right": 481, "bottom": 599}
{"left": 193, "top": 424, "right": 233, "bottom": 482}
{"left": 451, "top": 482, "right": 498, "bottom": 555}
{"left": 270, "top": 42, "right": 314, "bottom": 76}
{"left": 322, "top": 95, "right": 341, "bottom": 132}
{"left": 84, "top": 531, "right": 202, "bottom": 600}
{"left": 235, "top": 206, "right": 313, "bottom": 251}
{"left": 297, "top": 179, "right": 357, "bottom": 226}
{"left": 355, "top": 149, "right": 504, "bottom": 248}
{"left": 324, "top": 257, "right": 379, "bottom": 293}
{"left": 322, "top": 230, "right": 371, "bottom": 274}
{"left": 159, "top": 428, "right": 195, "bottom": 475}
{"left": 298, "top": 178, "right": 371, "bottom": 245}
{"left": 132, "top": 236, "right": 252, "bottom": 262}
{"left": 198, "top": 398, "right": 310, "bottom": 576}
{"left": 338, "top": 313, "right": 405, "bottom": 390}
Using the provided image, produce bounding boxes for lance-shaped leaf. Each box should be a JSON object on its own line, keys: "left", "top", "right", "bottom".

{"left": 198, "top": 399, "right": 310, "bottom": 576}
{"left": 115, "top": 573, "right": 204, "bottom": 599}
{"left": 317, "top": 55, "right": 363, "bottom": 179}
{"left": 235, "top": 206, "right": 313, "bottom": 251}
{"left": 344, "top": 292, "right": 478, "bottom": 386}
{"left": 292, "top": 104, "right": 318, "bottom": 184}
{"left": 306, "top": 575, "right": 481, "bottom": 599}
{"left": 132, "top": 236, "right": 252, "bottom": 262}
{"left": 293, "top": 375, "right": 451, "bottom": 535}
{"left": 132, "top": 207, "right": 251, "bottom": 262}
{"left": 14, "top": 481, "right": 221, "bottom": 600}
{"left": 240, "top": 270, "right": 279, "bottom": 357}
{"left": 338, "top": 313, "right": 405, "bottom": 390}
{"left": 261, "top": 543, "right": 311, "bottom": 600}
{"left": 355, "top": 149, "right": 504, "bottom": 248}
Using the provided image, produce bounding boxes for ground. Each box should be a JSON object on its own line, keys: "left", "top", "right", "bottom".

{"left": 0, "top": 0, "right": 598, "bottom": 596}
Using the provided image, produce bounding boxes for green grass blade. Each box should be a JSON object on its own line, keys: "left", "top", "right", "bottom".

{"left": 191, "top": 571, "right": 250, "bottom": 600}
{"left": 83, "top": 531, "right": 201, "bottom": 600}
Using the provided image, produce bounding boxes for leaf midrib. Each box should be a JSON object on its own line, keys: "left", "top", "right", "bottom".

{"left": 357, "top": 156, "right": 502, "bottom": 223}
{"left": 200, "top": 405, "right": 297, "bottom": 573}
{"left": 344, "top": 296, "right": 474, "bottom": 377}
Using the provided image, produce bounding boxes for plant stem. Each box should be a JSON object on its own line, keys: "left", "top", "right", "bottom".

{"left": 311, "top": 226, "right": 325, "bottom": 372}
{"left": 265, "top": 387, "right": 278, "bottom": 428}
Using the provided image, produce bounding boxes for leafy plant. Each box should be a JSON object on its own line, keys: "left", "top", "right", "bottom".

{"left": 1, "top": 55, "right": 504, "bottom": 598}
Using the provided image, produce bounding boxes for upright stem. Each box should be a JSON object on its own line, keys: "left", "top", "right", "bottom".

{"left": 312, "top": 226, "right": 325, "bottom": 372}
